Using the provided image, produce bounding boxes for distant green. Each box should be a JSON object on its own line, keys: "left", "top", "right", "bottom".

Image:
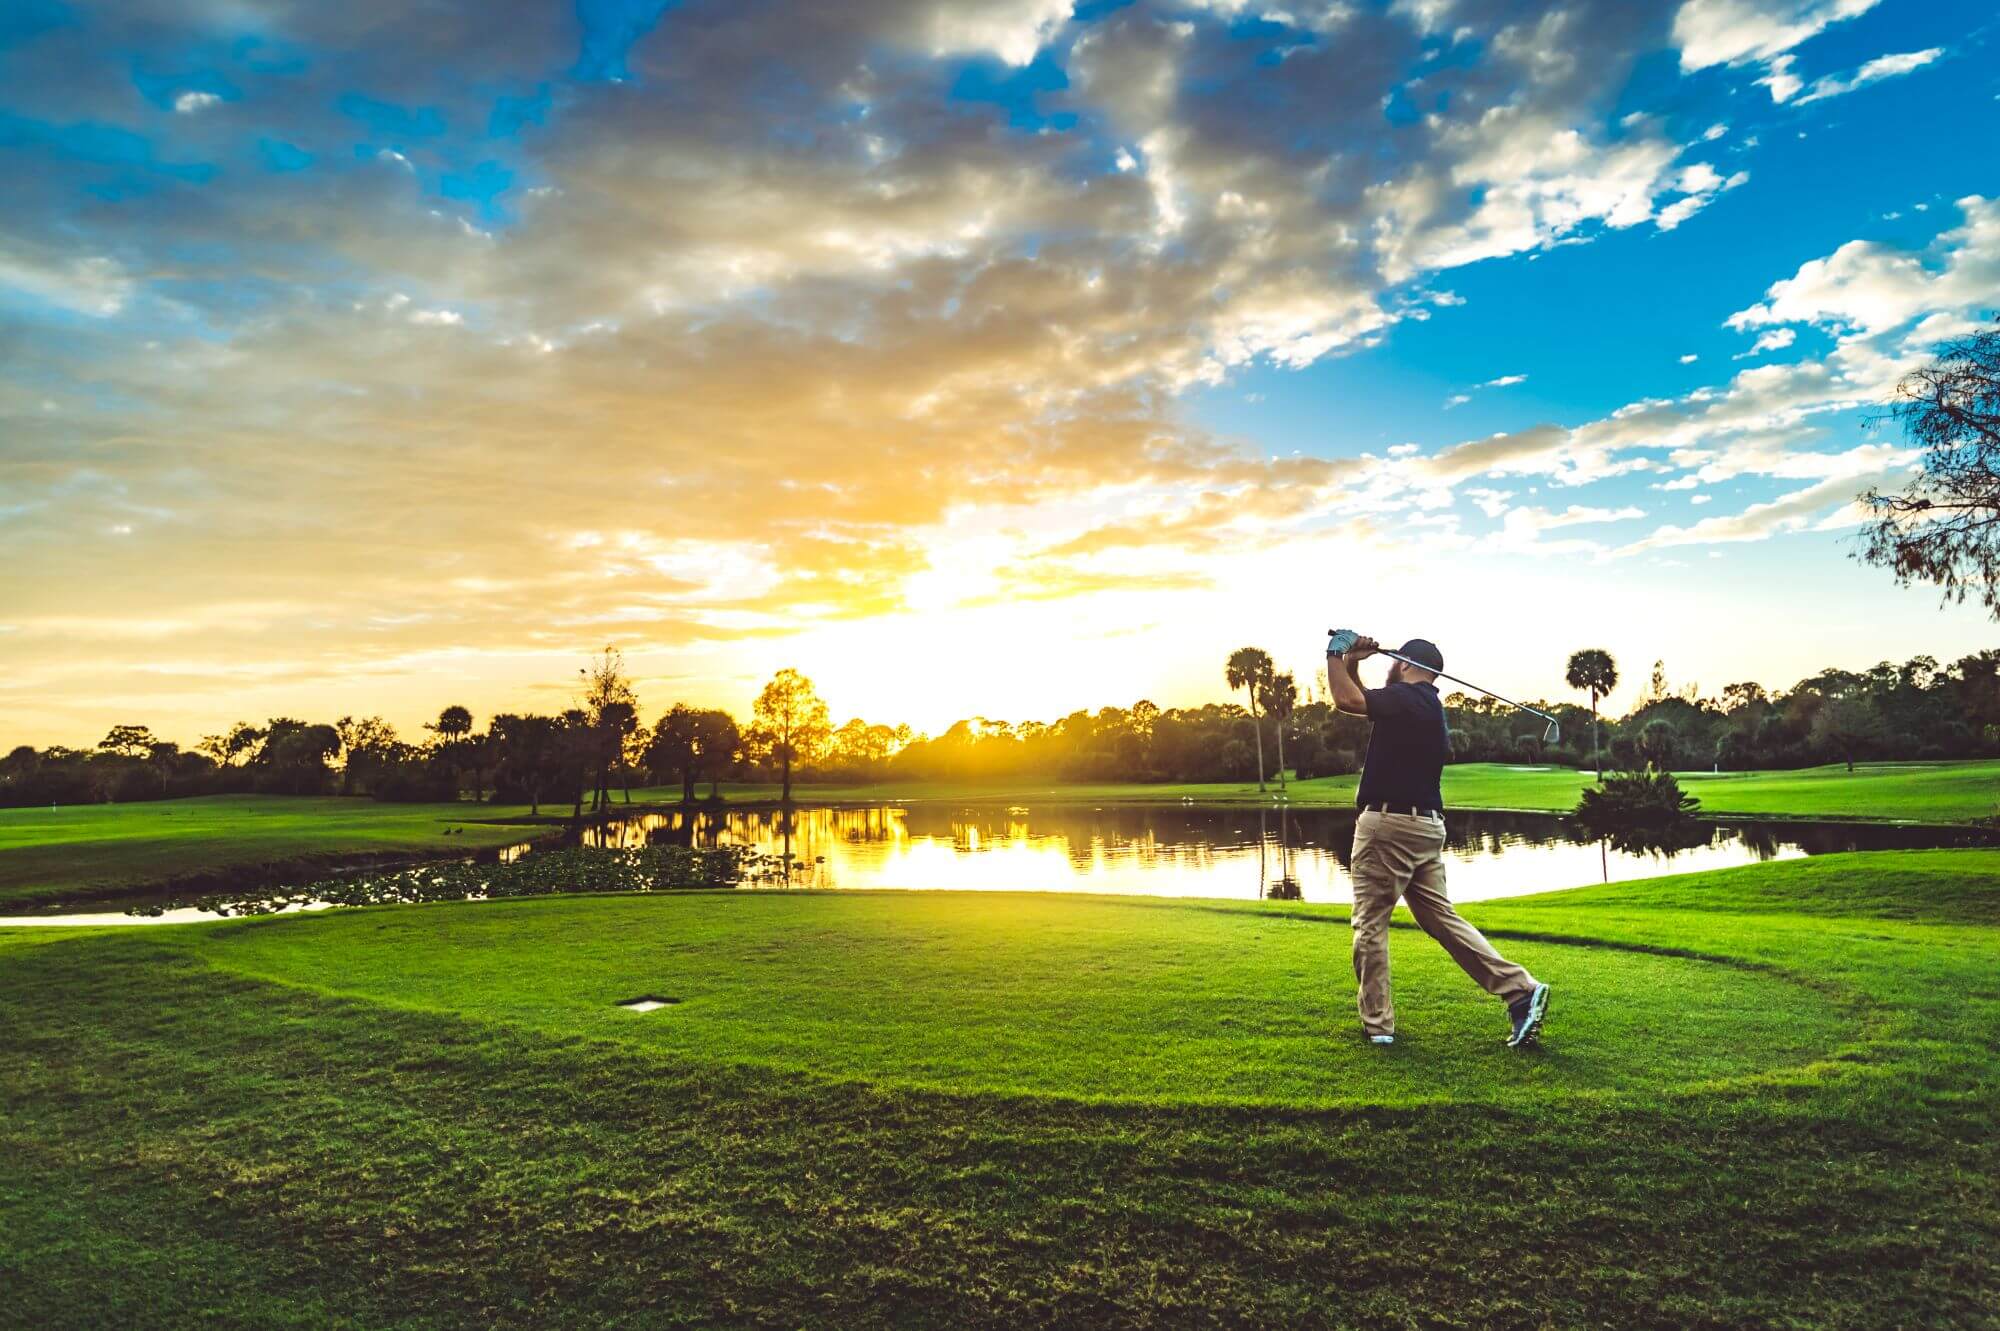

{"left": 644, "top": 758, "right": 2000, "bottom": 823}
{"left": 2, "top": 850, "right": 1995, "bottom": 1327}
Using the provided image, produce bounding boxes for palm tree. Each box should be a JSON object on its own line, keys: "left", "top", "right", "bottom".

{"left": 1638, "top": 718, "right": 1680, "bottom": 772}
{"left": 427, "top": 705, "right": 474, "bottom": 801}
{"left": 1225, "top": 647, "right": 1275, "bottom": 791}
{"left": 1565, "top": 649, "right": 1618, "bottom": 780}
{"left": 1260, "top": 671, "right": 1298, "bottom": 794}
{"left": 430, "top": 705, "right": 473, "bottom": 740}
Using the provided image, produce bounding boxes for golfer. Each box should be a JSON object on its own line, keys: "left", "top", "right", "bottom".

{"left": 1327, "top": 634, "right": 1550, "bottom": 1048}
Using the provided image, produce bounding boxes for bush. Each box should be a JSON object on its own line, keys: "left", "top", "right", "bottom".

{"left": 1574, "top": 771, "right": 1709, "bottom": 855}
{"left": 1575, "top": 770, "right": 1700, "bottom": 826}
{"left": 1297, "top": 745, "right": 1359, "bottom": 779}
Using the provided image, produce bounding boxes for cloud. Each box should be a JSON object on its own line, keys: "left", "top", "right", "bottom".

{"left": 1735, "top": 326, "right": 1797, "bottom": 357}
{"left": 1401, "top": 197, "right": 1996, "bottom": 512}
{"left": 1481, "top": 374, "right": 1527, "bottom": 388}
{"left": 1514, "top": 503, "right": 1644, "bottom": 529}
{"left": 0, "top": 243, "right": 131, "bottom": 315}
{"left": 1618, "top": 468, "right": 1905, "bottom": 553}
{"left": 1656, "top": 162, "right": 1749, "bottom": 230}
{"left": 1479, "top": 502, "right": 1645, "bottom": 556}
{"left": 1727, "top": 196, "right": 2000, "bottom": 335}
{"left": 1444, "top": 393, "right": 1472, "bottom": 409}
{"left": 1758, "top": 55, "right": 1805, "bottom": 103}
{"left": 921, "top": 0, "right": 1074, "bottom": 65}
{"left": 1792, "top": 47, "right": 1943, "bottom": 104}
{"left": 1673, "top": 0, "right": 1880, "bottom": 72}
{"left": 1679, "top": 353, "right": 1699, "bottom": 363}
{"left": 0, "top": 0, "right": 1967, "bottom": 737}
{"left": 173, "top": 90, "right": 221, "bottom": 113}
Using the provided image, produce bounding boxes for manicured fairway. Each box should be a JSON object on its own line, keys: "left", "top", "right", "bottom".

{"left": 208, "top": 892, "right": 1847, "bottom": 1105}
{"left": 2, "top": 851, "right": 1996, "bottom": 1328}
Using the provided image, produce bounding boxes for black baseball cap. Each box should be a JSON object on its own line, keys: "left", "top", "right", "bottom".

{"left": 1397, "top": 638, "right": 1444, "bottom": 672}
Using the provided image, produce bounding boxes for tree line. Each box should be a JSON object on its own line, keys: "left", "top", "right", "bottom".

{"left": 5, "top": 642, "right": 1998, "bottom": 810}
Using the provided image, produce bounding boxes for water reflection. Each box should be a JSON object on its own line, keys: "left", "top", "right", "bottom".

{"left": 6, "top": 803, "right": 1987, "bottom": 927}
{"left": 561, "top": 803, "right": 1990, "bottom": 905}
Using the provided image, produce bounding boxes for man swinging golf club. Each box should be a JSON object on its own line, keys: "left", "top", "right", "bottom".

{"left": 1327, "top": 632, "right": 1550, "bottom": 1049}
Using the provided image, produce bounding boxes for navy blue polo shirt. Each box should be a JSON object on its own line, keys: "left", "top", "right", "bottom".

{"left": 1356, "top": 681, "right": 1451, "bottom": 810}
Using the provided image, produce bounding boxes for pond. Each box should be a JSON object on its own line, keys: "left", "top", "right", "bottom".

{"left": 569, "top": 803, "right": 1979, "bottom": 904}
{"left": 6, "top": 802, "right": 1987, "bottom": 925}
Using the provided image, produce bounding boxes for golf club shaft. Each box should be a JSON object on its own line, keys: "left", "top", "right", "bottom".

{"left": 1368, "top": 648, "right": 1560, "bottom": 725}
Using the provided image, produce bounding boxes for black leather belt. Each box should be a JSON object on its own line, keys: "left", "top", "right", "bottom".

{"left": 1362, "top": 803, "right": 1442, "bottom": 818}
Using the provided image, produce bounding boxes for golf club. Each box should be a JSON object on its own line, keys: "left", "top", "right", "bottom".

{"left": 1327, "top": 628, "right": 1562, "bottom": 746}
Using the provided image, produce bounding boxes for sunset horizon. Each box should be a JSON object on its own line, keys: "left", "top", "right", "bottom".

{"left": 4, "top": 0, "right": 1996, "bottom": 748}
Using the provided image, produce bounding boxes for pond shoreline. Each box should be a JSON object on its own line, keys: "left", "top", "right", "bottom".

{"left": 6, "top": 798, "right": 1993, "bottom": 923}
{"left": 0, "top": 832, "right": 557, "bottom": 915}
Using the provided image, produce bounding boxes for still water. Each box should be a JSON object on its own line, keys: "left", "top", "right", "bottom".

{"left": 571, "top": 803, "right": 1983, "bottom": 904}
{"left": 6, "top": 803, "right": 1984, "bottom": 926}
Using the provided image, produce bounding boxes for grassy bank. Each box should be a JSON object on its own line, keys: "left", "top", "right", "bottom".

{"left": 2, "top": 851, "right": 1997, "bottom": 1327}
{"left": 3, "top": 759, "right": 1992, "bottom": 906}
{"left": 0, "top": 795, "right": 550, "bottom": 907}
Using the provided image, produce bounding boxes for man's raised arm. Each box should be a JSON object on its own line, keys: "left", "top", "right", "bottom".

{"left": 1328, "top": 634, "right": 1378, "bottom": 716}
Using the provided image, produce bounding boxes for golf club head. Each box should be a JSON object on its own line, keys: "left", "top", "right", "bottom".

{"left": 1544, "top": 719, "right": 1561, "bottom": 746}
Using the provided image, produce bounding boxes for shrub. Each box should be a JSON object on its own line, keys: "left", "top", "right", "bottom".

{"left": 1575, "top": 770, "right": 1700, "bottom": 826}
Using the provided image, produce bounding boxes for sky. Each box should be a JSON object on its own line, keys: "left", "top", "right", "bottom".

{"left": 1, "top": 0, "right": 1997, "bottom": 747}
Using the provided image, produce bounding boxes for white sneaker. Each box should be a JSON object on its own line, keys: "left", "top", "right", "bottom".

{"left": 1506, "top": 983, "right": 1550, "bottom": 1048}
{"left": 1369, "top": 1034, "right": 1395, "bottom": 1045}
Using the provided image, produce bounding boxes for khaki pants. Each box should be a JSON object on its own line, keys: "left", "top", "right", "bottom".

{"left": 1349, "top": 810, "right": 1537, "bottom": 1037}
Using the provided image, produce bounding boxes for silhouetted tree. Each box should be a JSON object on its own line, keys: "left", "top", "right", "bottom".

{"left": 647, "top": 704, "right": 704, "bottom": 803}
{"left": 1637, "top": 718, "right": 1679, "bottom": 773}
{"left": 1225, "top": 647, "right": 1274, "bottom": 790}
{"left": 750, "top": 669, "right": 831, "bottom": 802}
{"left": 430, "top": 705, "right": 473, "bottom": 741}
{"left": 1811, "top": 694, "right": 1887, "bottom": 772}
{"left": 560, "top": 707, "right": 594, "bottom": 822}
{"left": 421, "top": 706, "right": 475, "bottom": 801}
{"left": 489, "top": 713, "right": 562, "bottom": 815}
{"left": 695, "top": 709, "right": 742, "bottom": 799}
{"left": 97, "top": 725, "right": 157, "bottom": 759}
{"left": 334, "top": 715, "right": 398, "bottom": 795}
{"left": 250, "top": 718, "right": 341, "bottom": 794}
{"left": 197, "top": 722, "right": 264, "bottom": 769}
{"left": 1565, "top": 648, "right": 1618, "bottom": 779}
{"left": 1261, "top": 671, "right": 1297, "bottom": 794}
{"left": 579, "top": 647, "right": 639, "bottom": 813}
{"left": 1646, "top": 659, "right": 1670, "bottom": 705}
{"left": 1858, "top": 318, "right": 2000, "bottom": 617}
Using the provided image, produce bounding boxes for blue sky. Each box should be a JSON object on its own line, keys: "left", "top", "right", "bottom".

{"left": 1195, "top": 1, "right": 1997, "bottom": 454}
{"left": 0, "top": 0, "right": 1996, "bottom": 741}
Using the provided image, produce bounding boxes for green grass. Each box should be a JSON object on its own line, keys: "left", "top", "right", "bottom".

{"left": 203, "top": 892, "right": 1846, "bottom": 1106}
{"left": 638, "top": 758, "right": 2000, "bottom": 824}
{"left": 0, "top": 795, "right": 550, "bottom": 907}
{"left": 2, "top": 851, "right": 1996, "bottom": 1327}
